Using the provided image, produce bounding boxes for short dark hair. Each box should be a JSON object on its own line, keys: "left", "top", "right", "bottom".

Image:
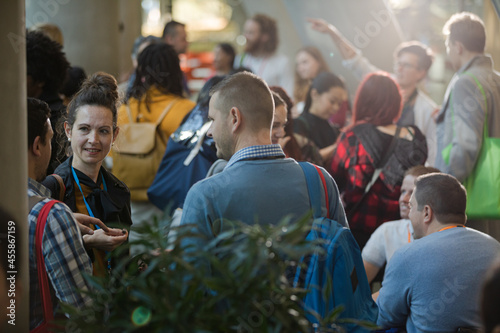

{"left": 162, "top": 20, "right": 185, "bottom": 39}
{"left": 481, "top": 259, "right": 500, "bottom": 333}
{"left": 395, "top": 41, "right": 434, "bottom": 72}
{"left": 126, "top": 43, "right": 184, "bottom": 102}
{"left": 26, "top": 30, "right": 70, "bottom": 94}
{"left": 27, "top": 98, "right": 51, "bottom": 149}
{"left": 443, "top": 12, "right": 486, "bottom": 53}
{"left": 67, "top": 72, "right": 119, "bottom": 131}
{"left": 251, "top": 14, "right": 278, "bottom": 54}
{"left": 210, "top": 72, "right": 274, "bottom": 131}
{"left": 217, "top": 43, "right": 236, "bottom": 68}
{"left": 414, "top": 173, "right": 467, "bottom": 224}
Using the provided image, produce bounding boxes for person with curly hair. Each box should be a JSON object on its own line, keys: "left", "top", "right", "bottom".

{"left": 26, "top": 30, "right": 70, "bottom": 174}
{"left": 118, "top": 42, "right": 195, "bottom": 227}
{"left": 234, "top": 13, "right": 293, "bottom": 95}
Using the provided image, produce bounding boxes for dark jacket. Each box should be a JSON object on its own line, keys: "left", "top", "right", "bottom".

{"left": 42, "top": 156, "right": 132, "bottom": 228}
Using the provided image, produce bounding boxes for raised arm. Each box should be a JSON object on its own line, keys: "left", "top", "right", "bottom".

{"left": 307, "top": 18, "right": 359, "bottom": 60}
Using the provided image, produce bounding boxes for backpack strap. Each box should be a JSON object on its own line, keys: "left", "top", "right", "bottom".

{"left": 155, "top": 98, "right": 180, "bottom": 127}
{"left": 51, "top": 174, "right": 66, "bottom": 201}
{"left": 347, "top": 126, "right": 401, "bottom": 219}
{"left": 299, "top": 162, "right": 329, "bottom": 219}
{"left": 125, "top": 105, "right": 134, "bottom": 123}
{"left": 30, "top": 198, "right": 59, "bottom": 331}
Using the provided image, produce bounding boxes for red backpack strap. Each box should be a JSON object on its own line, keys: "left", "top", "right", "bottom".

{"left": 313, "top": 165, "right": 330, "bottom": 219}
{"left": 34, "top": 200, "right": 59, "bottom": 328}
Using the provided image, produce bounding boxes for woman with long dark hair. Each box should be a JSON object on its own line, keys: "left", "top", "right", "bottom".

{"left": 117, "top": 42, "right": 195, "bottom": 226}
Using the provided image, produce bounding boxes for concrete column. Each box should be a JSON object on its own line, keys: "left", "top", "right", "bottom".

{"left": 0, "top": 0, "right": 28, "bottom": 332}
{"left": 26, "top": 0, "right": 142, "bottom": 81}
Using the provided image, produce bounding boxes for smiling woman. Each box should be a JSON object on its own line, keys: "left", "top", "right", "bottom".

{"left": 42, "top": 72, "right": 132, "bottom": 277}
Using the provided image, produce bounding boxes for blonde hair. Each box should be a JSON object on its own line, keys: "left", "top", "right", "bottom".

{"left": 293, "top": 46, "right": 330, "bottom": 103}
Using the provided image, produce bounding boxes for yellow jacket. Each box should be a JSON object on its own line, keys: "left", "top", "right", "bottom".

{"left": 118, "top": 87, "right": 195, "bottom": 139}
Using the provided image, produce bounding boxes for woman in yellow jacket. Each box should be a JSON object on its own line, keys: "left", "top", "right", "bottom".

{"left": 117, "top": 42, "right": 195, "bottom": 240}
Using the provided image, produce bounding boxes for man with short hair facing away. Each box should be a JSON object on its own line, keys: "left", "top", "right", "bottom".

{"left": 435, "top": 12, "right": 500, "bottom": 182}
{"left": 180, "top": 72, "right": 347, "bottom": 248}
{"left": 27, "top": 98, "right": 93, "bottom": 330}
{"left": 308, "top": 18, "right": 438, "bottom": 166}
{"left": 376, "top": 173, "right": 500, "bottom": 332}
{"left": 362, "top": 165, "right": 440, "bottom": 283}
{"left": 235, "top": 14, "right": 294, "bottom": 95}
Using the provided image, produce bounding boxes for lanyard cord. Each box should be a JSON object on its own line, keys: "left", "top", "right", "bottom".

{"left": 71, "top": 166, "right": 111, "bottom": 272}
{"left": 438, "top": 225, "right": 465, "bottom": 232}
{"left": 71, "top": 166, "right": 107, "bottom": 219}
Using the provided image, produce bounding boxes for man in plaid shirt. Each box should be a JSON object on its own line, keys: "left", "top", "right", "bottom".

{"left": 27, "top": 98, "right": 93, "bottom": 330}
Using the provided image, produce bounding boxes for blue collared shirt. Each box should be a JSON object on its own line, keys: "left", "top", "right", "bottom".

{"left": 225, "top": 144, "right": 285, "bottom": 170}
{"left": 28, "top": 178, "right": 93, "bottom": 329}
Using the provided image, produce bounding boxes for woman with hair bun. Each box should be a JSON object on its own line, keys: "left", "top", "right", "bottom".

{"left": 330, "top": 72, "right": 427, "bottom": 249}
{"left": 43, "top": 72, "right": 131, "bottom": 276}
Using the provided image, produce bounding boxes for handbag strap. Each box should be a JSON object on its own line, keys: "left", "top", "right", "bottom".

{"left": 299, "top": 162, "right": 330, "bottom": 219}
{"left": 33, "top": 199, "right": 59, "bottom": 327}
{"left": 155, "top": 98, "right": 180, "bottom": 126}
{"left": 348, "top": 126, "right": 401, "bottom": 218}
{"left": 183, "top": 120, "right": 213, "bottom": 167}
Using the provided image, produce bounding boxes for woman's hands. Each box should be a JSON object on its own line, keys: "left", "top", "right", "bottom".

{"left": 83, "top": 228, "right": 128, "bottom": 252}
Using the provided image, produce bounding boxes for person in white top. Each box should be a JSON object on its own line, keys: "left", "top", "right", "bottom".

{"left": 308, "top": 18, "right": 438, "bottom": 166}
{"left": 234, "top": 13, "right": 293, "bottom": 95}
{"left": 362, "top": 165, "right": 440, "bottom": 283}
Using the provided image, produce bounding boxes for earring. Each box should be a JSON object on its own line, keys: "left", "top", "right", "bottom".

{"left": 68, "top": 138, "right": 71, "bottom": 142}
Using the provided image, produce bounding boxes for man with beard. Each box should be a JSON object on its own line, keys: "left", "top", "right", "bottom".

{"left": 234, "top": 14, "right": 293, "bottom": 95}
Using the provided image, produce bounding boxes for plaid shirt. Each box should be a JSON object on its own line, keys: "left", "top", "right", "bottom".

{"left": 330, "top": 131, "right": 401, "bottom": 234}
{"left": 28, "top": 178, "right": 93, "bottom": 330}
{"left": 225, "top": 144, "right": 285, "bottom": 170}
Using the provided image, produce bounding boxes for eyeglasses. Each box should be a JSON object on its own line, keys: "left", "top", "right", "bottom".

{"left": 394, "top": 61, "right": 419, "bottom": 70}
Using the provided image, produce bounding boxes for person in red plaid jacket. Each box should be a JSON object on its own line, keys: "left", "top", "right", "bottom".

{"left": 330, "top": 72, "right": 427, "bottom": 248}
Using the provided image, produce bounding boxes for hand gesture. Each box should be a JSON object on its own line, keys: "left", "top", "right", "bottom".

{"left": 74, "top": 213, "right": 109, "bottom": 235}
{"left": 83, "top": 228, "right": 128, "bottom": 252}
{"left": 307, "top": 18, "right": 334, "bottom": 34}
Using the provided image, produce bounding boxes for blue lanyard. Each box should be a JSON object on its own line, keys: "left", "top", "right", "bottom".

{"left": 71, "top": 166, "right": 112, "bottom": 272}
{"left": 71, "top": 166, "right": 107, "bottom": 222}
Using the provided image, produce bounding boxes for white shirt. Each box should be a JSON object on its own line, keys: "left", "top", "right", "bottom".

{"left": 235, "top": 52, "right": 293, "bottom": 96}
{"left": 362, "top": 219, "right": 414, "bottom": 267}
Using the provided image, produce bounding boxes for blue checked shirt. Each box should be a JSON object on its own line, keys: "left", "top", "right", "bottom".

{"left": 28, "top": 178, "right": 93, "bottom": 330}
{"left": 225, "top": 144, "right": 285, "bottom": 170}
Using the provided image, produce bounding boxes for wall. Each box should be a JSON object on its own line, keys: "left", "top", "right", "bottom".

{"left": 0, "top": 1, "right": 29, "bottom": 331}
{"left": 25, "top": 0, "right": 142, "bottom": 81}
